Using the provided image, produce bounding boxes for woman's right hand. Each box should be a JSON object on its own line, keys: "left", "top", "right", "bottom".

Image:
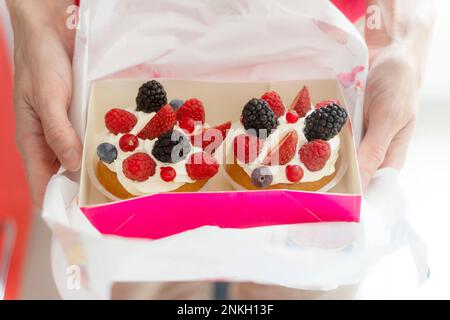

{"left": 7, "top": 0, "right": 81, "bottom": 207}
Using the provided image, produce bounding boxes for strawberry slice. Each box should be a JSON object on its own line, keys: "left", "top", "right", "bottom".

{"left": 263, "top": 130, "right": 298, "bottom": 165}
{"left": 191, "top": 121, "right": 231, "bottom": 153}
{"left": 137, "top": 105, "right": 177, "bottom": 140}
{"left": 233, "top": 133, "right": 264, "bottom": 164}
{"left": 290, "top": 85, "right": 311, "bottom": 118}
{"left": 176, "top": 98, "right": 205, "bottom": 124}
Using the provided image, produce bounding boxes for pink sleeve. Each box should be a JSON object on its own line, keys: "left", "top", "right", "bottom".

{"left": 331, "top": 0, "right": 366, "bottom": 23}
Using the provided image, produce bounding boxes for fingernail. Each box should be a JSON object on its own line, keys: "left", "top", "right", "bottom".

{"left": 61, "top": 148, "right": 82, "bottom": 172}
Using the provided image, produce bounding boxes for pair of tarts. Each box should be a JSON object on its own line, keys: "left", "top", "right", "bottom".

{"left": 94, "top": 80, "right": 348, "bottom": 200}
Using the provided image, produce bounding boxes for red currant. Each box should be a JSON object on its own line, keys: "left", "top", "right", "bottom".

{"left": 160, "top": 167, "right": 176, "bottom": 182}
{"left": 286, "top": 165, "right": 304, "bottom": 183}
{"left": 286, "top": 112, "right": 299, "bottom": 124}
{"left": 119, "top": 134, "right": 139, "bottom": 152}
{"left": 179, "top": 117, "right": 195, "bottom": 133}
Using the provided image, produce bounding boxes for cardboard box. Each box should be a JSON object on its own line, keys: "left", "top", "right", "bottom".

{"left": 79, "top": 79, "right": 361, "bottom": 239}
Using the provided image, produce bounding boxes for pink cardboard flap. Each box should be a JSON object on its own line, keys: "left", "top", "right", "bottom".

{"left": 81, "top": 191, "right": 361, "bottom": 239}
{"left": 79, "top": 79, "right": 362, "bottom": 240}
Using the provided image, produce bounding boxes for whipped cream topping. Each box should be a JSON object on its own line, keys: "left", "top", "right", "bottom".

{"left": 232, "top": 106, "right": 340, "bottom": 185}
{"left": 102, "top": 108, "right": 202, "bottom": 195}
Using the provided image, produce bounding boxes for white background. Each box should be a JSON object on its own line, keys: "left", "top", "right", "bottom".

{"left": 356, "top": 0, "right": 450, "bottom": 299}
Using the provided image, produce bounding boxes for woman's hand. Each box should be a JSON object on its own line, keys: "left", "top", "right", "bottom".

{"left": 358, "top": 56, "right": 419, "bottom": 190}
{"left": 7, "top": 0, "right": 81, "bottom": 207}
{"left": 359, "top": 0, "right": 436, "bottom": 190}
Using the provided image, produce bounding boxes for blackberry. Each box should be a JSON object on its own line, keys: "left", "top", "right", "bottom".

{"left": 242, "top": 98, "right": 278, "bottom": 138}
{"left": 136, "top": 80, "right": 168, "bottom": 113}
{"left": 152, "top": 130, "right": 191, "bottom": 163}
{"left": 304, "top": 103, "right": 348, "bottom": 141}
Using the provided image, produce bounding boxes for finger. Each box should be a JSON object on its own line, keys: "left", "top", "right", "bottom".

{"left": 20, "top": 136, "right": 60, "bottom": 208}
{"left": 381, "top": 122, "right": 414, "bottom": 169}
{"left": 37, "top": 91, "right": 82, "bottom": 172}
{"left": 357, "top": 122, "right": 395, "bottom": 191}
{"left": 30, "top": 30, "right": 82, "bottom": 173}
{"left": 381, "top": 137, "right": 408, "bottom": 170}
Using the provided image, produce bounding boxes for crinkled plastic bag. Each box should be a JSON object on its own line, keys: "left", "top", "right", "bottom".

{"left": 42, "top": 0, "right": 427, "bottom": 299}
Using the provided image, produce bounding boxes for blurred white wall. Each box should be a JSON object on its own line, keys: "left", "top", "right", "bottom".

{"left": 421, "top": 0, "right": 450, "bottom": 104}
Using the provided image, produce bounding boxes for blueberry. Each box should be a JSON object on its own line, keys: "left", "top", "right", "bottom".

{"left": 97, "top": 143, "right": 118, "bottom": 164}
{"left": 251, "top": 167, "right": 273, "bottom": 188}
{"left": 169, "top": 99, "right": 184, "bottom": 110}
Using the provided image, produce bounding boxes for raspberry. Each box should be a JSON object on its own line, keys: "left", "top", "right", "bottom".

{"left": 160, "top": 167, "right": 176, "bottom": 182}
{"left": 263, "top": 130, "right": 298, "bottom": 166}
{"left": 178, "top": 117, "right": 196, "bottom": 134}
{"left": 105, "top": 109, "right": 137, "bottom": 135}
{"left": 191, "top": 121, "right": 231, "bottom": 153}
{"left": 151, "top": 130, "right": 191, "bottom": 163}
{"left": 304, "top": 103, "right": 348, "bottom": 141}
{"left": 286, "top": 111, "right": 299, "bottom": 124}
{"left": 315, "top": 99, "right": 340, "bottom": 109}
{"left": 185, "top": 152, "right": 219, "bottom": 180}
{"left": 290, "top": 85, "right": 311, "bottom": 118}
{"left": 242, "top": 98, "right": 278, "bottom": 138}
{"left": 136, "top": 80, "right": 168, "bottom": 113}
{"left": 233, "top": 134, "right": 264, "bottom": 164}
{"left": 137, "top": 105, "right": 177, "bottom": 140}
{"left": 286, "top": 165, "right": 304, "bottom": 183}
{"left": 176, "top": 98, "right": 205, "bottom": 124}
{"left": 122, "top": 153, "right": 156, "bottom": 181}
{"left": 119, "top": 134, "right": 139, "bottom": 152}
{"left": 299, "top": 140, "right": 331, "bottom": 172}
{"left": 261, "top": 91, "right": 285, "bottom": 118}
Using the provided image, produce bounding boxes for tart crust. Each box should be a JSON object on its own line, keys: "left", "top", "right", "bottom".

{"left": 224, "top": 158, "right": 336, "bottom": 191}
{"left": 96, "top": 161, "right": 208, "bottom": 200}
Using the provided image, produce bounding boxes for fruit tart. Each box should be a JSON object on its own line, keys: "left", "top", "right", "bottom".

{"left": 225, "top": 86, "right": 348, "bottom": 191}
{"left": 95, "top": 80, "right": 230, "bottom": 200}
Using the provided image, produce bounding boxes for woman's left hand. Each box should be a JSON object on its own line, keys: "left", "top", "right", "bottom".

{"left": 358, "top": 56, "right": 419, "bottom": 190}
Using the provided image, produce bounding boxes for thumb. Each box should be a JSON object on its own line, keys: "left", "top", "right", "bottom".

{"left": 357, "top": 122, "right": 394, "bottom": 191}
{"left": 38, "top": 98, "right": 82, "bottom": 172}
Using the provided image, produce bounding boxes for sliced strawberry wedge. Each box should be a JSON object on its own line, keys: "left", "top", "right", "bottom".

{"left": 137, "top": 105, "right": 177, "bottom": 140}
{"left": 233, "top": 133, "right": 264, "bottom": 164}
{"left": 289, "top": 85, "right": 311, "bottom": 118}
{"left": 263, "top": 130, "right": 298, "bottom": 165}
{"left": 191, "top": 121, "right": 231, "bottom": 153}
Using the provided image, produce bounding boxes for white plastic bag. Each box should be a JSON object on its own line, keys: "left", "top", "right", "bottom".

{"left": 43, "top": 0, "right": 427, "bottom": 299}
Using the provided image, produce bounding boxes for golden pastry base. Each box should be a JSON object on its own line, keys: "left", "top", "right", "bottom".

{"left": 224, "top": 159, "right": 336, "bottom": 191}
{"left": 96, "top": 161, "right": 208, "bottom": 200}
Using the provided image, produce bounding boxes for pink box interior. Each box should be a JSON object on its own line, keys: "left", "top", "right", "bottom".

{"left": 79, "top": 79, "right": 362, "bottom": 239}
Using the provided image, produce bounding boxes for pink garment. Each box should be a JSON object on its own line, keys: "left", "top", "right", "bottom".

{"left": 332, "top": 0, "right": 366, "bottom": 23}
{"left": 75, "top": 0, "right": 366, "bottom": 23}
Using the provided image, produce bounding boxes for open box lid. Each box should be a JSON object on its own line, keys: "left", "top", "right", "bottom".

{"left": 79, "top": 79, "right": 362, "bottom": 239}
